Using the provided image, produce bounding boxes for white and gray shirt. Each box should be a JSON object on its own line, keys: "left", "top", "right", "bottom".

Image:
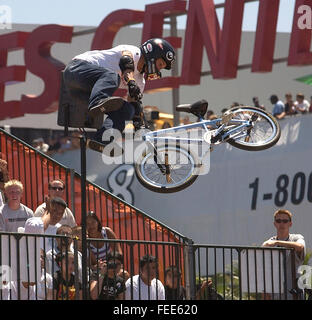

{"left": 0, "top": 203, "right": 34, "bottom": 232}
{"left": 267, "top": 233, "right": 306, "bottom": 276}
{"left": 73, "top": 45, "right": 145, "bottom": 93}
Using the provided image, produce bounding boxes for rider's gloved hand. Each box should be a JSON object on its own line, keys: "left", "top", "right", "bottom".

{"left": 127, "top": 80, "right": 142, "bottom": 101}
{"left": 132, "top": 115, "right": 144, "bottom": 131}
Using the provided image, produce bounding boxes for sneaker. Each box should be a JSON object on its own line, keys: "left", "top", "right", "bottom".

{"left": 87, "top": 139, "right": 123, "bottom": 157}
{"left": 88, "top": 97, "right": 124, "bottom": 119}
{"left": 86, "top": 139, "right": 106, "bottom": 153}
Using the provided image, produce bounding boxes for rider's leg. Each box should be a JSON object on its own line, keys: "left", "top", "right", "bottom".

{"left": 63, "top": 60, "right": 94, "bottom": 106}
{"left": 93, "top": 102, "right": 136, "bottom": 143}
{"left": 131, "top": 101, "right": 144, "bottom": 130}
{"left": 88, "top": 70, "right": 124, "bottom": 118}
{"left": 63, "top": 59, "right": 124, "bottom": 118}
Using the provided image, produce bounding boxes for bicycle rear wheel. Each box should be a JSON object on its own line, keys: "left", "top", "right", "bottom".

{"left": 135, "top": 144, "right": 200, "bottom": 193}
{"left": 225, "top": 106, "right": 280, "bottom": 151}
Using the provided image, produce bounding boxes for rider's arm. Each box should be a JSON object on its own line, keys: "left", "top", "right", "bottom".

{"left": 119, "top": 50, "right": 135, "bottom": 83}
{"left": 119, "top": 51, "right": 141, "bottom": 101}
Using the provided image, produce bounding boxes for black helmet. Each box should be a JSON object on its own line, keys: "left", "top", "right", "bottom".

{"left": 140, "top": 38, "right": 175, "bottom": 80}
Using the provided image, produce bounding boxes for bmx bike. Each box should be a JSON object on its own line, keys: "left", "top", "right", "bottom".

{"left": 134, "top": 100, "right": 280, "bottom": 193}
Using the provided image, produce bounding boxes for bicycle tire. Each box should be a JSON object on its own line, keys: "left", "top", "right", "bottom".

{"left": 225, "top": 106, "right": 281, "bottom": 151}
{"left": 135, "top": 144, "right": 200, "bottom": 193}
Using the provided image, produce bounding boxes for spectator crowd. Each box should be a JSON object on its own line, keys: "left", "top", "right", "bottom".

{"left": 0, "top": 176, "right": 189, "bottom": 300}
{"left": 203, "top": 92, "right": 311, "bottom": 123}
{"left": 0, "top": 177, "right": 307, "bottom": 300}
{"left": 31, "top": 130, "right": 81, "bottom": 156}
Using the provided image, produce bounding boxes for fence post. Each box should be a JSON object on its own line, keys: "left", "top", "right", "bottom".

{"left": 80, "top": 136, "right": 88, "bottom": 300}
{"left": 237, "top": 248, "right": 243, "bottom": 300}
{"left": 290, "top": 248, "right": 298, "bottom": 300}
{"left": 70, "top": 168, "right": 76, "bottom": 218}
{"left": 184, "top": 238, "right": 196, "bottom": 300}
{"left": 73, "top": 239, "right": 80, "bottom": 300}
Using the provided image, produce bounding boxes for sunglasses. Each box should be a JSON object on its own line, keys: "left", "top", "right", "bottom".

{"left": 275, "top": 219, "right": 290, "bottom": 223}
{"left": 50, "top": 186, "right": 64, "bottom": 191}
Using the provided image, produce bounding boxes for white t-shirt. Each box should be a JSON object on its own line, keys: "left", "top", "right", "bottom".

{"left": 0, "top": 203, "right": 34, "bottom": 232}
{"left": 34, "top": 202, "right": 76, "bottom": 228}
{"left": 262, "top": 233, "right": 306, "bottom": 299}
{"left": 45, "top": 245, "right": 82, "bottom": 282}
{"left": 1, "top": 272, "right": 53, "bottom": 300}
{"left": 24, "top": 216, "right": 61, "bottom": 252}
{"left": 125, "top": 275, "right": 165, "bottom": 300}
{"left": 265, "top": 233, "right": 306, "bottom": 275}
{"left": 295, "top": 100, "right": 310, "bottom": 112}
{"left": 73, "top": 45, "right": 145, "bottom": 93}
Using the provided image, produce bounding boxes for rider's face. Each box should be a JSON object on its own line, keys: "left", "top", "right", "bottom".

{"left": 155, "top": 58, "right": 167, "bottom": 71}
{"left": 145, "top": 58, "right": 167, "bottom": 80}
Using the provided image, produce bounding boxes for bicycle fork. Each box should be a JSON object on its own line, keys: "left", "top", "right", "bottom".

{"left": 147, "top": 141, "right": 174, "bottom": 182}
{"left": 211, "top": 113, "right": 257, "bottom": 144}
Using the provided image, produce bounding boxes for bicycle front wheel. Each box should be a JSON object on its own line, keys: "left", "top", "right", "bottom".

{"left": 135, "top": 144, "right": 199, "bottom": 193}
{"left": 225, "top": 106, "right": 281, "bottom": 151}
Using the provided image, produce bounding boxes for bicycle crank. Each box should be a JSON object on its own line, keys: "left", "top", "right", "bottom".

{"left": 165, "top": 152, "right": 172, "bottom": 183}
{"left": 244, "top": 112, "right": 259, "bottom": 142}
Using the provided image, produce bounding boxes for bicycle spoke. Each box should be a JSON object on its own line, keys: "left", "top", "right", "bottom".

{"left": 226, "top": 106, "right": 280, "bottom": 151}
{"left": 138, "top": 145, "right": 196, "bottom": 189}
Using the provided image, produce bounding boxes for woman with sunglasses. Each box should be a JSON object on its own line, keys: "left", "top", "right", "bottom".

{"left": 34, "top": 179, "right": 77, "bottom": 227}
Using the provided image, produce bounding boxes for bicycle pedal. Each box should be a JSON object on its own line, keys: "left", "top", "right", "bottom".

{"left": 87, "top": 139, "right": 124, "bottom": 157}
{"left": 221, "top": 113, "right": 234, "bottom": 124}
{"left": 87, "top": 139, "right": 105, "bottom": 153}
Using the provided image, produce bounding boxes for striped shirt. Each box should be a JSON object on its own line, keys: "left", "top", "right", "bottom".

{"left": 89, "top": 227, "right": 109, "bottom": 261}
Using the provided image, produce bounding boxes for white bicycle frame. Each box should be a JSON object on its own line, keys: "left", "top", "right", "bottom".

{"left": 141, "top": 114, "right": 252, "bottom": 175}
{"left": 142, "top": 114, "right": 252, "bottom": 147}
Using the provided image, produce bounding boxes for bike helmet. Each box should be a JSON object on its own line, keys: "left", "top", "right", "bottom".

{"left": 140, "top": 38, "right": 175, "bottom": 80}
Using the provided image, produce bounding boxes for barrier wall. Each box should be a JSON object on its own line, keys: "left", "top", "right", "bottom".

{"left": 52, "top": 114, "right": 312, "bottom": 250}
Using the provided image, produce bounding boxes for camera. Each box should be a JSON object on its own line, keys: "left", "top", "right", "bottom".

{"left": 144, "top": 110, "right": 159, "bottom": 121}
{"left": 107, "top": 261, "right": 118, "bottom": 270}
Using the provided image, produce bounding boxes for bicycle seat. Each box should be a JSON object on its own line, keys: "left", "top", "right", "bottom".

{"left": 176, "top": 99, "right": 208, "bottom": 117}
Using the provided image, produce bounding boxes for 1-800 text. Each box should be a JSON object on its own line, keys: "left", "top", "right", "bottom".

{"left": 249, "top": 171, "right": 312, "bottom": 210}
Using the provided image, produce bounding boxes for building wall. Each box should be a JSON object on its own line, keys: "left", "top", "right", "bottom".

{"left": 0, "top": 23, "right": 311, "bottom": 129}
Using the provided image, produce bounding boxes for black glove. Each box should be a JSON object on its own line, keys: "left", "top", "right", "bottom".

{"left": 132, "top": 115, "right": 144, "bottom": 131}
{"left": 127, "top": 80, "right": 142, "bottom": 101}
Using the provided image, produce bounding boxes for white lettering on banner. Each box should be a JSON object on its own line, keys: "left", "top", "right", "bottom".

{"left": 107, "top": 164, "right": 135, "bottom": 204}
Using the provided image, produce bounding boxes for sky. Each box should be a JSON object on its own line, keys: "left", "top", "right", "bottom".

{"left": 2, "top": 0, "right": 296, "bottom": 32}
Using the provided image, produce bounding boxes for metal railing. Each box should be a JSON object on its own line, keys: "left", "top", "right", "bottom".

{"left": 190, "top": 244, "right": 298, "bottom": 300}
{"left": 0, "top": 232, "right": 185, "bottom": 300}
{"left": 0, "top": 128, "right": 188, "bottom": 245}
{"left": 0, "top": 232, "right": 300, "bottom": 300}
